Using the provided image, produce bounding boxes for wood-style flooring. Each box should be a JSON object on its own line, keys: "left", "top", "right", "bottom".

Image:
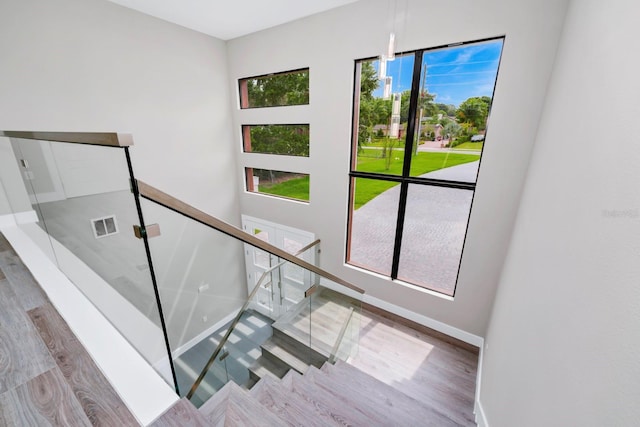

{"left": 349, "top": 305, "right": 478, "bottom": 425}
{"left": 0, "top": 233, "right": 139, "bottom": 426}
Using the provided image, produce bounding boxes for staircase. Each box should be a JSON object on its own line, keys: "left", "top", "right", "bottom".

{"left": 248, "top": 287, "right": 357, "bottom": 385}
{"left": 151, "top": 287, "right": 461, "bottom": 425}
{"left": 153, "top": 360, "right": 459, "bottom": 426}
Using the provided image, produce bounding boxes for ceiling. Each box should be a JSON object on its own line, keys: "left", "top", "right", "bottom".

{"left": 105, "top": 0, "right": 360, "bottom": 40}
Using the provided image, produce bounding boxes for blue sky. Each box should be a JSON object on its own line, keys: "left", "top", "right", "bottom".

{"left": 372, "top": 39, "right": 503, "bottom": 107}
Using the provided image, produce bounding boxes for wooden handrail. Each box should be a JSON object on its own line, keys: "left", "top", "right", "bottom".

{"left": 0, "top": 131, "right": 133, "bottom": 147}
{"left": 136, "top": 180, "right": 364, "bottom": 295}
{"left": 185, "top": 240, "right": 319, "bottom": 400}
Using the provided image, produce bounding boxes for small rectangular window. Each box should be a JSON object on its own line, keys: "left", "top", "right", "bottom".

{"left": 239, "top": 69, "right": 309, "bottom": 109}
{"left": 242, "top": 124, "right": 310, "bottom": 157}
{"left": 245, "top": 168, "right": 309, "bottom": 202}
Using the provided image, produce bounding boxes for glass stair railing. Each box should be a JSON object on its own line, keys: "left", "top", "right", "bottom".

{"left": 137, "top": 181, "right": 364, "bottom": 407}
{"left": 0, "top": 130, "right": 365, "bottom": 409}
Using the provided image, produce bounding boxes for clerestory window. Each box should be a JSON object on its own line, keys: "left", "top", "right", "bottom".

{"left": 239, "top": 69, "right": 311, "bottom": 203}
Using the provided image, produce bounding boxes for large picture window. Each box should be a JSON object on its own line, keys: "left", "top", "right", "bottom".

{"left": 347, "top": 38, "right": 504, "bottom": 296}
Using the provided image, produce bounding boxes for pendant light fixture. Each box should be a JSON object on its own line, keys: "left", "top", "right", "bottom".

{"left": 383, "top": 76, "right": 392, "bottom": 99}
{"left": 387, "top": 32, "right": 396, "bottom": 61}
{"left": 378, "top": 55, "right": 388, "bottom": 79}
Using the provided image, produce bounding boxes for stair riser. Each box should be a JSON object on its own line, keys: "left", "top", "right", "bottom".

{"left": 261, "top": 347, "right": 305, "bottom": 374}
{"left": 248, "top": 357, "right": 289, "bottom": 385}
{"left": 271, "top": 326, "right": 329, "bottom": 362}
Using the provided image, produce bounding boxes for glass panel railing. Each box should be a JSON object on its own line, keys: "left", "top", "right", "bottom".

{"left": 136, "top": 181, "right": 364, "bottom": 408}
{"left": 138, "top": 196, "right": 248, "bottom": 401}
{"left": 180, "top": 257, "right": 363, "bottom": 406}
{"left": 1, "top": 131, "right": 365, "bottom": 410}
{"left": 328, "top": 298, "right": 362, "bottom": 364}
{"left": 3, "top": 135, "right": 176, "bottom": 390}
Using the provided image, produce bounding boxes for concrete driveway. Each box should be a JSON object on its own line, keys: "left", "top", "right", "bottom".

{"left": 349, "top": 161, "right": 478, "bottom": 295}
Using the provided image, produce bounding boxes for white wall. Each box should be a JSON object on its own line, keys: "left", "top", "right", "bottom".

{"left": 226, "top": 0, "right": 569, "bottom": 336}
{"left": 479, "top": 1, "right": 640, "bottom": 425}
{"left": 0, "top": 0, "right": 239, "bottom": 223}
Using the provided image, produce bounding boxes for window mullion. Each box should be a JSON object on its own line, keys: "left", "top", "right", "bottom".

{"left": 391, "top": 51, "right": 424, "bottom": 279}
{"left": 400, "top": 51, "right": 424, "bottom": 178}
{"left": 391, "top": 181, "right": 409, "bottom": 279}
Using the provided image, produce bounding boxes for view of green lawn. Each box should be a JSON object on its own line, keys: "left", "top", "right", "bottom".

{"left": 257, "top": 151, "right": 479, "bottom": 206}
{"left": 451, "top": 142, "right": 483, "bottom": 151}
{"left": 363, "top": 137, "right": 406, "bottom": 148}
{"left": 259, "top": 176, "right": 310, "bottom": 201}
{"left": 353, "top": 151, "right": 479, "bottom": 208}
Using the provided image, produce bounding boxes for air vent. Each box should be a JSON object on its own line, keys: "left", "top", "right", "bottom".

{"left": 91, "top": 215, "right": 119, "bottom": 239}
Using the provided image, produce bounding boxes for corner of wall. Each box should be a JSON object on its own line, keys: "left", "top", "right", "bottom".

{"left": 474, "top": 344, "right": 490, "bottom": 427}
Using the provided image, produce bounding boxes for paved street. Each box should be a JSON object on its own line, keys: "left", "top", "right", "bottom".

{"left": 349, "top": 161, "right": 478, "bottom": 295}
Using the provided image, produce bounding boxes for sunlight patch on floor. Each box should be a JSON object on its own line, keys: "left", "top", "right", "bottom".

{"left": 350, "top": 315, "right": 435, "bottom": 384}
{"left": 246, "top": 314, "right": 268, "bottom": 328}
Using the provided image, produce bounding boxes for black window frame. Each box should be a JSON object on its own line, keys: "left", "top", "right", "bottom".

{"left": 346, "top": 36, "right": 504, "bottom": 297}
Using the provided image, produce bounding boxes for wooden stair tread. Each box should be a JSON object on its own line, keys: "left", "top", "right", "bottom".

{"left": 248, "top": 355, "right": 289, "bottom": 382}
{"left": 199, "top": 381, "right": 284, "bottom": 427}
{"left": 251, "top": 376, "right": 331, "bottom": 427}
{"left": 287, "top": 367, "right": 380, "bottom": 426}
{"left": 261, "top": 334, "right": 325, "bottom": 374}
{"left": 307, "top": 365, "right": 459, "bottom": 426}
{"left": 151, "top": 398, "right": 210, "bottom": 427}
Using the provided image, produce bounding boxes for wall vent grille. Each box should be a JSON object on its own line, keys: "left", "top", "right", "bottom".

{"left": 91, "top": 215, "right": 119, "bottom": 239}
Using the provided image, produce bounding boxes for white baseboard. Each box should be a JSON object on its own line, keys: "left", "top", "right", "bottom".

{"left": 14, "top": 209, "right": 38, "bottom": 224}
{"left": 475, "top": 399, "right": 489, "bottom": 427}
{"left": 474, "top": 343, "right": 489, "bottom": 427}
{"left": 29, "top": 191, "right": 67, "bottom": 204}
{"left": 0, "top": 210, "right": 37, "bottom": 227}
{"left": 0, "top": 213, "right": 16, "bottom": 228}
{"left": 362, "top": 294, "right": 484, "bottom": 347}
{"left": 175, "top": 309, "right": 241, "bottom": 359}
{"left": 153, "top": 308, "right": 241, "bottom": 384}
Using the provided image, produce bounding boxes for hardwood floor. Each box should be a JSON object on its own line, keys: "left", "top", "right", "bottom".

{"left": 349, "top": 307, "right": 478, "bottom": 426}
{"left": 29, "top": 303, "right": 139, "bottom": 426}
{"left": 0, "top": 250, "right": 48, "bottom": 311}
{"left": 0, "top": 232, "right": 139, "bottom": 426}
{"left": 0, "top": 368, "right": 92, "bottom": 426}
